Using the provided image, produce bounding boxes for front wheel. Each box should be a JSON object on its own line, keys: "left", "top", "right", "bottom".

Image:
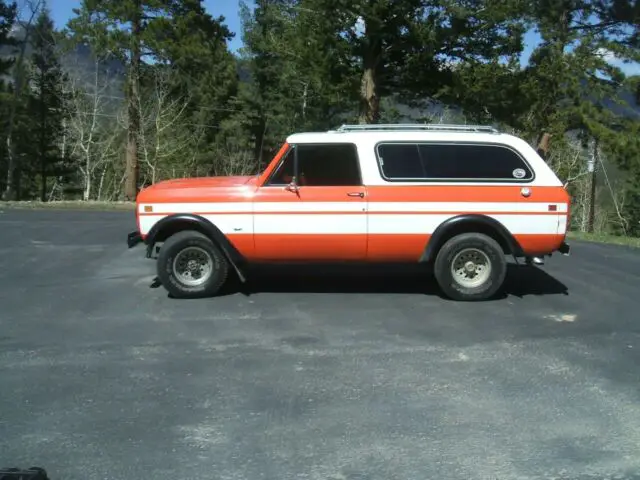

{"left": 157, "top": 230, "right": 230, "bottom": 299}
{"left": 433, "top": 232, "right": 507, "bottom": 301}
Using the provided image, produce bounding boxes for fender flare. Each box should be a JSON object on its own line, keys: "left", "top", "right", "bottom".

{"left": 420, "top": 214, "right": 524, "bottom": 263}
{"left": 145, "top": 213, "right": 247, "bottom": 282}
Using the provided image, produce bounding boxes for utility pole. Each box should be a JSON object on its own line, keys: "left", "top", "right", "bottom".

{"left": 587, "top": 138, "right": 598, "bottom": 233}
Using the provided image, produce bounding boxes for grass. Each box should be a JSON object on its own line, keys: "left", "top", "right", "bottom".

{"left": 567, "top": 231, "right": 640, "bottom": 248}
{"left": 0, "top": 200, "right": 135, "bottom": 211}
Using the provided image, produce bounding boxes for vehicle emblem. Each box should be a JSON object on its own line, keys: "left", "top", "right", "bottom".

{"left": 512, "top": 168, "right": 526, "bottom": 179}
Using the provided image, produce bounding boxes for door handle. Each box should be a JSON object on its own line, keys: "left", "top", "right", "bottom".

{"left": 347, "top": 192, "right": 364, "bottom": 198}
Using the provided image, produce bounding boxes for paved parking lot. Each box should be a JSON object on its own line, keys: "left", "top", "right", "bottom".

{"left": 1, "top": 208, "right": 640, "bottom": 480}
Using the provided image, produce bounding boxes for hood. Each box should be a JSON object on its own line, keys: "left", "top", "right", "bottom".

{"left": 147, "top": 175, "right": 258, "bottom": 189}
{"left": 137, "top": 175, "right": 259, "bottom": 204}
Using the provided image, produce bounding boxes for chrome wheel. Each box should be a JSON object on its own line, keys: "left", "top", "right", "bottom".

{"left": 172, "top": 246, "right": 213, "bottom": 287}
{"left": 450, "top": 248, "right": 492, "bottom": 288}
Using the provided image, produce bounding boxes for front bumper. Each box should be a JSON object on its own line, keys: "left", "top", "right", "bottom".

{"left": 127, "top": 230, "right": 143, "bottom": 248}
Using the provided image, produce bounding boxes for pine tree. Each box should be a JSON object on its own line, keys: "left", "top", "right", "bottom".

{"left": 237, "top": 0, "right": 360, "bottom": 166}
{"left": 588, "top": 0, "right": 640, "bottom": 234}
{"left": 0, "top": 0, "right": 17, "bottom": 77}
{"left": 0, "top": 1, "right": 17, "bottom": 194}
{"left": 238, "top": 0, "right": 303, "bottom": 166}
{"left": 158, "top": 0, "right": 239, "bottom": 174}
{"left": 29, "top": 9, "right": 66, "bottom": 201}
{"left": 301, "top": 0, "right": 527, "bottom": 124}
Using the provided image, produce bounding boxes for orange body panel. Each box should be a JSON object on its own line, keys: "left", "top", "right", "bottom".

{"left": 252, "top": 185, "right": 368, "bottom": 261}
{"left": 365, "top": 184, "right": 570, "bottom": 203}
{"left": 515, "top": 234, "right": 567, "bottom": 255}
{"left": 367, "top": 234, "right": 428, "bottom": 261}
{"left": 251, "top": 234, "right": 369, "bottom": 261}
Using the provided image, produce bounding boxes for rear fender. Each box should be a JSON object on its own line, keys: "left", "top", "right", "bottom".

{"left": 420, "top": 214, "right": 524, "bottom": 263}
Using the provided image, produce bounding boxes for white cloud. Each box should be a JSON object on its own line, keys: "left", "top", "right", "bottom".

{"left": 596, "top": 48, "right": 640, "bottom": 76}
{"left": 596, "top": 47, "right": 617, "bottom": 62}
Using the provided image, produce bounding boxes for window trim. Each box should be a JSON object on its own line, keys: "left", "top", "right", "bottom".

{"left": 374, "top": 141, "right": 536, "bottom": 184}
{"left": 264, "top": 142, "right": 364, "bottom": 187}
{"left": 264, "top": 145, "right": 295, "bottom": 186}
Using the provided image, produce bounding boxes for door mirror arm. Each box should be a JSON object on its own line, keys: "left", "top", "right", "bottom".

{"left": 285, "top": 176, "right": 300, "bottom": 195}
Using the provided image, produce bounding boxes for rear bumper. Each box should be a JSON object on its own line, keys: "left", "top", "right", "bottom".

{"left": 558, "top": 241, "right": 571, "bottom": 255}
{"left": 127, "top": 231, "right": 143, "bottom": 248}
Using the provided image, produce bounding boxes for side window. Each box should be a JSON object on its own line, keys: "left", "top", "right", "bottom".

{"left": 377, "top": 144, "right": 425, "bottom": 179}
{"left": 376, "top": 142, "right": 533, "bottom": 181}
{"left": 419, "top": 144, "right": 533, "bottom": 180}
{"left": 268, "top": 143, "right": 361, "bottom": 186}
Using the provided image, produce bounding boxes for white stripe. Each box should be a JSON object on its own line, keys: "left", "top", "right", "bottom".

{"left": 140, "top": 201, "right": 567, "bottom": 214}
{"left": 558, "top": 215, "right": 567, "bottom": 234}
{"left": 139, "top": 202, "right": 250, "bottom": 214}
{"left": 254, "top": 214, "right": 366, "bottom": 234}
{"left": 367, "top": 214, "right": 560, "bottom": 235}
{"left": 139, "top": 213, "right": 561, "bottom": 236}
{"left": 138, "top": 214, "right": 254, "bottom": 236}
{"left": 367, "top": 202, "right": 567, "bottom": 213}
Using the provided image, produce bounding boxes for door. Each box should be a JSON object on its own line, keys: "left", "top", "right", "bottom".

{"left": 253, "top": 142, "right": 367, "bottom": 261}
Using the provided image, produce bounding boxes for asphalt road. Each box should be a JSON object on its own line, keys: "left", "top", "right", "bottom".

{"left": 1, "top": 209, "right": 640, "bottom": 480}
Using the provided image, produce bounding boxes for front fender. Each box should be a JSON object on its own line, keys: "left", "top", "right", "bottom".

{"left": 145, "top": 213, "right": 247, "bottom": 281}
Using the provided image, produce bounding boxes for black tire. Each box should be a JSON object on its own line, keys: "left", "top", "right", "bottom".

{"left": 156, "top": 230, "right": 230, "bottom": 299}
{"left": 433, "top": 232, "right": 507, "bottom": 301}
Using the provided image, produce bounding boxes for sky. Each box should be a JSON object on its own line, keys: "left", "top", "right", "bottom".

{"left": 49, "top": 0, "right": 638, "bottom": 75}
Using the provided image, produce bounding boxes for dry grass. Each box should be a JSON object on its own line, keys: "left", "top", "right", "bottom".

{"left": 567, "top": 231, "right": 640, "bottom": 248}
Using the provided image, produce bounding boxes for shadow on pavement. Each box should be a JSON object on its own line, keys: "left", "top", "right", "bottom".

{"left": 213, "top": 263, "right": 569, "bottom": 300}
{"left": 154, "top": 263, "right": 569, "bottom": 300}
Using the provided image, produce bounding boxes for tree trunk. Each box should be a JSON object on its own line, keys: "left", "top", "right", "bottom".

{"left": 587, "top": 139, "right": 598, "bottom": 233}
{"left": 536, "top": 132, "right": 552, "bottom": 161}
{"left": 124, "top": 1, "right": 142, "bottom": 201}
{"left": 40, "top": 161, "right": 46, "bottom": 202}
{"left": 3, "top": 51, "right": 27, "bottom": 201}
{"left": 40, "top": 87, "right": 47, "bottom": 202}
{"left": 253, "top": 117, "right": 267, "bottom": 169}
{"left": 359, "top": 66, "right": 380, "bottom": 124}
{"left": 358, "top": 21, "right": 382, "bottom": 125}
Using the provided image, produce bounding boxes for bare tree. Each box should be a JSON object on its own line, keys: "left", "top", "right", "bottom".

{"left": 63, "top": 58, "right": 123, "bottom": 201}
{"left": 213, "top": 141, "right": 259, "bottom": 177}
{"left": 137, "top": 68, "right": 190, "bottom": 185}
{"left": 545, "top": 137, "right": 590, "bottom": 189}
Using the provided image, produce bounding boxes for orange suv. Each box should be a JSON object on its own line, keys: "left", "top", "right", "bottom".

{"left": 127, "top": 124, "right": 571, "bottom": 301}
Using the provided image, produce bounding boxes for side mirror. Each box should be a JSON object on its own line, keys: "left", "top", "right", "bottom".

{"left": 284, "top": 176, "right": 299, "bottom": 194}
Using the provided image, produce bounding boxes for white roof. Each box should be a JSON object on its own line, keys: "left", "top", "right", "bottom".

{"left": 286, "top": 130, "right": 534, "bottom": 152}
{"left": 284, "top": 126, "right": 562, "bottom": 187}
{"left": 285, "top": 123, "right": 530, "bottom": 148}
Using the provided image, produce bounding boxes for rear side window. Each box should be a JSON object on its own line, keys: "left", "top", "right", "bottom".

{"left": 376, "top": 143, "right": 534, "bottom": 182}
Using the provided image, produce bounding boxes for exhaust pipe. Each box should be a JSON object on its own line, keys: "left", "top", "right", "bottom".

{"left": 526, "top": 256, "right": 545, "bottom": 266}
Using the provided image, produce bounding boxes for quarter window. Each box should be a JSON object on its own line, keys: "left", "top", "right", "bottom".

{"left": 376, "top": 143, "right": 533, "bottom": 181}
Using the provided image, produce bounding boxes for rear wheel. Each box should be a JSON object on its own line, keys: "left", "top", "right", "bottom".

{"left": 434, "top": 232, "right": 507, "bottom": 301}
{"left": 157, "top": 230, "right": 229, "bottom": 299}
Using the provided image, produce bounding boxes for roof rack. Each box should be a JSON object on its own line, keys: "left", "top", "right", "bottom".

{"left": 332, "top": 123, "right": 500, "bottom": 134}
